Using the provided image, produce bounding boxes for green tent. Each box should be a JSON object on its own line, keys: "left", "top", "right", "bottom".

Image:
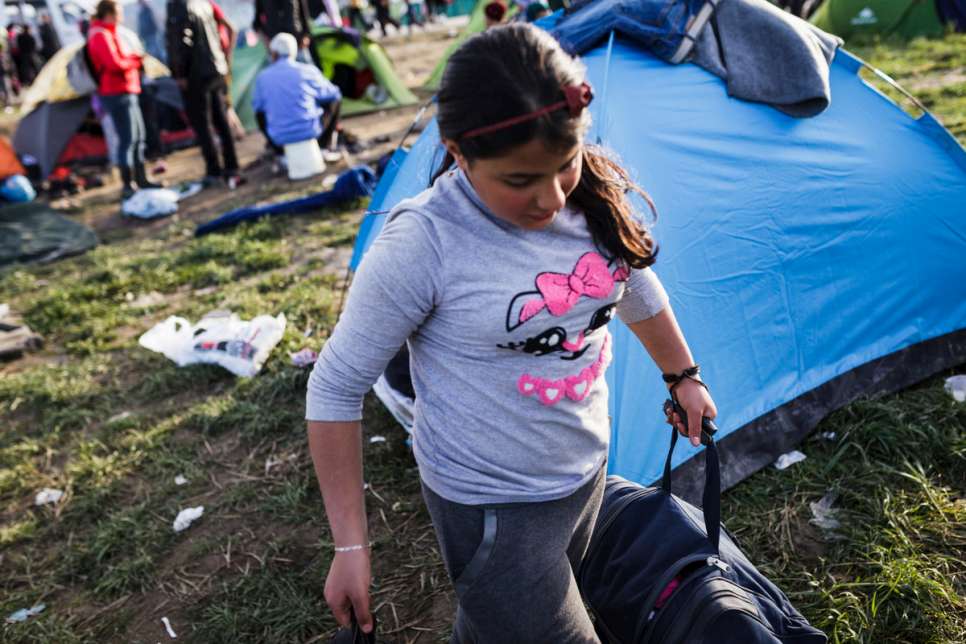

{"left": 230, "top": 28, "right": 418, "bottom": 129}
{"left": 310, "top": 27, "right": 418, "bottom": 115}
{"left": 424, "top": 0, "right": 521, "bottom": 90}
{"left": 230, "top": 42, "right": 270, "bottom": 132}
{"left": 810, "top": 0, "right": 945, "bottom": 39}
{"left": 446, "top": 0, "right": 478, "bottom": 15}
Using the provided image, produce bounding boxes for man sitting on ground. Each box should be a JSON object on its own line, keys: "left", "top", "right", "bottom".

{"left": 252, "top": 32, "right": 343, "bottom": 171}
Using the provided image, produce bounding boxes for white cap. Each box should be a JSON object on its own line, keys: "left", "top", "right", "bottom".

{"left": 269, "top": 32, "right": 298, "bottom": 60}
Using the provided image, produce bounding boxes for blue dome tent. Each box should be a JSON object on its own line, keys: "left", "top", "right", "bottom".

{"left": 349, "top": 7, "right": 966, "bottom": 500}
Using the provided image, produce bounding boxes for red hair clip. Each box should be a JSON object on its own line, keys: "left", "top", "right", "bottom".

{"left": 563, "top": 82, "right": 594, "bottom": 117}
{"left": 461, "top": 81, "right": 595, "bottom": 139}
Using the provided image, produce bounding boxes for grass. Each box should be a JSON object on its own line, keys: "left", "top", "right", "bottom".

{"left": 1, "top": 30, "right": 964, "bottom": 644}
{"left": 848, "top": 33, "right": 966, "bottom": 141}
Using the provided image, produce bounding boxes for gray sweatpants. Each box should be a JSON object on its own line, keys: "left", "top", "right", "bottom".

{"left": 421, "top": 465, "right": 606, "bottom": 643}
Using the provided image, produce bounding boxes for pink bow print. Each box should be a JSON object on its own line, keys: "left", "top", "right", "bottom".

{"left": 519, "top": 253, "right": 623, "bottom": 324}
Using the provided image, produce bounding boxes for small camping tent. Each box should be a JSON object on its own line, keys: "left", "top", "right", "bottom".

{"left": 809, "top": 0, "right": 964, "bottom": 39}
{"left": 309, "top": 26, "right": 418, "bottom": 115}
{"left": 351, "top": 12, "right": 966, "bottom": 498}
{"left": 230, "top": 41, "right": 271, "bottom": 132}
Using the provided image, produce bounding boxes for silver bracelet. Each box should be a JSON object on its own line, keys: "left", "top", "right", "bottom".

{"left": 334, "top": 542, "right": 371, "bottom": 553}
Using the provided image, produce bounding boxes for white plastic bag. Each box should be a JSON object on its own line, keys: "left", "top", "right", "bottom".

{"left": 122, "top": 188, "right": 180, "bottom": 219}
{"left": 139, "top": 311, "right": 286, "bottom": 377}
{"left": 945, "top": 375, "right": 966, "bottom": 403}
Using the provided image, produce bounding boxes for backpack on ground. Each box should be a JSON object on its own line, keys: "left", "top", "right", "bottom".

{"left": 578, "top": 399, "right": 827, "bottom": 643}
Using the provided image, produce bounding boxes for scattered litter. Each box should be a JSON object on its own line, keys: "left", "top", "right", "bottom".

{"left": 6, "top": 603, "right": 45, "bottom": 624}
{"left": 107, "top": 411, "right": 132, "bottom": 424}
{"left": 818, "top": 431, "right": 836, "bottom": 441}
{"left": 265, "top": 454, "right": 297, "bottom": 475}
{"left": 773, "top": 450, "right": 807, "bottom": 470}
{"left": 1, "top": 174, "right": 36, "bottom": 202}
{"left": 139, "top": 312, "right": 286, "bottom": 377}
{"left": 34, "top": 488, "right": 64, "bottom": 506}
{"left": 126, "top": 291, "right": 166, "bottom": 309}
{"left": 161, "top": 616, "right": 177, "bottom": 638}
{"left": 372, "top": 374, "right": 415, "bottom": 433}
{"left": 122, "top": 188, "right": 180, "bottom": 219}
{"left": 369, "top": 436, "right": 386, "bottom": 444}
{"left": 174, "top": 475, "right": 188, "bottom": 486}
{"left": 0, "top": 304, "right": 44, "bottom": 359}
{"left": 175, "top": 181, "right": 204, "bottom": 201}
{"left": 945, "top": 375, "right": 966, "bottom": 403}
{"left": 809, "top": 492, "right": 842, "bottom": 534}
{"left": 289, "top": 348, "right": 318, "bottom": 368}
{"left": 302, "top": 326, "right": 314, "bottom": 338}
{"left": 173, "top": 506, "right": 204, "bottom": 533}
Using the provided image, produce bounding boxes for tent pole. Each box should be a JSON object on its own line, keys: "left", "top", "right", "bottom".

{"left": 596, "top": 30, "right": 615, "bottom": 145}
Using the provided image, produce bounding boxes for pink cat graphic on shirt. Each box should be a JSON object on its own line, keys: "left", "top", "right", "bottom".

{"left": 499, "top": 252, "right": 627, "bottom": 406}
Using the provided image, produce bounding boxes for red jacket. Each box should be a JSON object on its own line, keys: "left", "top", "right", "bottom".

{"left": 87, "top": 19, "right": 141, "bottom": 96}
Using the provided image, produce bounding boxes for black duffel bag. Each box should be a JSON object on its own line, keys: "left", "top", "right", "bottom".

{"left": 578, "top": 399, "right": 827, "bottom": 643}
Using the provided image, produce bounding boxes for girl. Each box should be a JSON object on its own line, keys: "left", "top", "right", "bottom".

{"left": 307, "top": 23, "right": 717, "bottom": 642}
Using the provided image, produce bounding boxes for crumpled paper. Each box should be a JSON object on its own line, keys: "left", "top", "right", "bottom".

{"left": 773, "top": 450, "right": 807, "bottom": 470}
{"left": 6, "top": 604, "right": 45, "bottom": 624}
{"left": 35, "top": 488, "right": 64, "bottom": 506}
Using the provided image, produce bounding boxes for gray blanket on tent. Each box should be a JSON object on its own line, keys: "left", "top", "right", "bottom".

{"left": 691, "top": 0, "right": 843, "bottom": 117}
{"left": 0, "top": 203, "right": 98, "bottom": 266}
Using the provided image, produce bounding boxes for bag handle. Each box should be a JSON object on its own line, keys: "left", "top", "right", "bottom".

{"left": 661, "top": 396, "right": 720, "bottom": 553}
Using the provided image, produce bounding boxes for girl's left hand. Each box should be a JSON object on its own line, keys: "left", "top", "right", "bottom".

{"left": 666, "top": 379, "right": 717, "bottom": 447}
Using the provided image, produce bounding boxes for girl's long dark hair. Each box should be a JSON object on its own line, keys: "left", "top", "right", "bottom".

{"left": 433, "top": 23, "right": 657, "bottom": 269}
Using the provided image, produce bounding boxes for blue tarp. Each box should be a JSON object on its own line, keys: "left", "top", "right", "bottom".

{"left": 195, "top": 167, "right": 377, "bottom": 237}
{"left": 351, "top": 37, "right": 966, "bottom": 492}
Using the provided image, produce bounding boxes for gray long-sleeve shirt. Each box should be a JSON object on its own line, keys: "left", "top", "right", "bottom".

{"left": 307, "top": 168, "right": 669, "bottom": 504}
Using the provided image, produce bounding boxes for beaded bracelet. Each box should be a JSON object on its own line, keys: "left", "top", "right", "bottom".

{"left": 662, "top": 365, "right": 708, "bottom": 392}
{"left": 334, "top": 543, "right": 371, "bottom": 553}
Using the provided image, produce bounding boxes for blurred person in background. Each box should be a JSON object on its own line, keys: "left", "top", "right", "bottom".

{"left": 15, "top": 23, "right": 39, "bottom": 85}
{"left": 88, "top": 0, "right": 161, "bottom": 199}
{"left": 253, "top": 0, "right": 315, "bottom": 63}
{"left": 374, "top": 0, "right": 400, "bottom": 37}
{"left": 209, "top": 0, "right": 245, "bottom": 138}
{"left": 483, "top": 1, "right": 506, "bottom": 28}
{"left": 137, "top": 0, "right": 166, "bottom": 62}
{"left": 38, "top": 12, "right": 61, "bottom": 62}
{"left": 346, "top": 0, "right": 372, "bottom": 32}
{"left": 252, "top": 32, "right": 342, "bottom": 172}
{"left": 166, "top": 0, "right": 242, "bottom": 189}
{"left": 526, "top": 1, "right": 550, "bottom": 22}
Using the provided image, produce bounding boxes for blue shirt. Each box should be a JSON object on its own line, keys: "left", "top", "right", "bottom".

{"left": 252, "top": 58, "right": 342, "bottom": 146}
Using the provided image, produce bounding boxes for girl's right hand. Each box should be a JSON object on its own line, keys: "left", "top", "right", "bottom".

{"left": 324, "top": 550, "right": 374, "bottom": 633}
